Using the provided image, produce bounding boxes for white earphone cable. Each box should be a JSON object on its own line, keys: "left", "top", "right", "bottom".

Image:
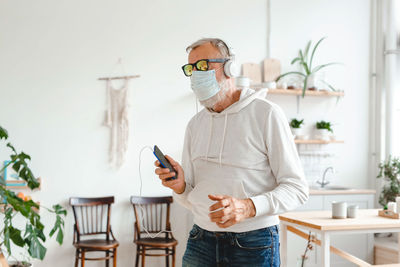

{"left": 138, "top": 146, "right": 173, "bottom": 239}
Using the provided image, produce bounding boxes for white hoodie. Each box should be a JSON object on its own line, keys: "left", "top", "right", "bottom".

{"left": 174, "top": 88, "right": 309, "bottom": 232}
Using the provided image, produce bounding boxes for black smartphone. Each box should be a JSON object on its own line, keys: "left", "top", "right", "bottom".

{"left": 153, "top": 145, "right": 177, "bottom": 181}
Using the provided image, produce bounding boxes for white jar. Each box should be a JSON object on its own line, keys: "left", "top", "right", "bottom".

{"left": 332, "top": 201, "right": 347, "bottom": 219}
{"left": 347, "top": 205, "right": 359, "bottom": 218}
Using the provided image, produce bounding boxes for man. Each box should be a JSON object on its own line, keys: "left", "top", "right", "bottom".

{"left": 155, "top": 38, "right": 309, "bottom": 267}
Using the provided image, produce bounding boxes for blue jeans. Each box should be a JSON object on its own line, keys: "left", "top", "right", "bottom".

{"left": 182, "top": 224, "right": 280, "bottom": 267}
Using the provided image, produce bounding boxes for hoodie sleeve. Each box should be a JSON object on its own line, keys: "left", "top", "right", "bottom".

{"left": 250, "top": 104, "right": 309, "bottom": 217}
{"left": 172, "top": 126, "right": 194, "bottom": 210}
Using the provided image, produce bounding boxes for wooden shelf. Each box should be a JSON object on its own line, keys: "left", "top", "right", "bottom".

{"left": 4, "top": 178, "right": 41, "bottom": 190}
{"left": 295, "top": 139, "right": 344, "bottom": 144}
{"left": 0, "top": 202, "right": 40, "bottom": 213}
{"left": 253, "top": 87, "right": 344, "bottom": 97}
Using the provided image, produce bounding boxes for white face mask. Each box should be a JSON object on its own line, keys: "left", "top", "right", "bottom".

{"left": 190, "top": 70, "right": 221, "bottom": 101}
{"left": 200, "top": 79, "right": 229, "bottom": 109}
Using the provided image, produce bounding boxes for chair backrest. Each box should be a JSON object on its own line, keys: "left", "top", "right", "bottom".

{"left": 70, "top": 196, "right": 114, "bottom": 241}
{"left": 130, "top": 196, "right": 173, "bottom": 239}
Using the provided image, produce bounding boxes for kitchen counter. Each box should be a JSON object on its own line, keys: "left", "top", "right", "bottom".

{"left": 309, "top": 188, "right": 376, "bottom": 195}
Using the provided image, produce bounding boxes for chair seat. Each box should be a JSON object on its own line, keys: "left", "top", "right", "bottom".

{"left": 74, "top": 239, "right": 119, "bottom": 250}
{"left": 135, "top": 237, "right": 177, "bottom": 247}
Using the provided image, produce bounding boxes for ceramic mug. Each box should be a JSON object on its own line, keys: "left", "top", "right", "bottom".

{"left": 347, "top": 205, "right": 359, "bottom": 218}
{"left": 332, "top": 201, "right": 347, "bottom": 219}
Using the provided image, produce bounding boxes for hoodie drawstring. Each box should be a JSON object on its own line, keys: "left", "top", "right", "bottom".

{"left": 219, "top": 113, "right": 228, "bottom": 167}
{"left": 205, "top": 116, "right": 213, "bottom": 161}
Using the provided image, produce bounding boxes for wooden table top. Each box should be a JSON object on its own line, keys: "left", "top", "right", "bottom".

{"left": 279, "top": 209, "right": 400, "bottom": 231}
{"left": 309, "top": 189, "right": 376, "bottom": 195}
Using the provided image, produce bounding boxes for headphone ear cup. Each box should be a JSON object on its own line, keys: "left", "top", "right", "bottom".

{"left": 224, "top": 60, "right": 240, "bottom": 78}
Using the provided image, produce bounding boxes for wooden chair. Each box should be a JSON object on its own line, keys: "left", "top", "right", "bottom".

{"left": 130, "top": 196, "right": 177, "bottom": 267}
{"left": 70, "top": 196, "right": 119, "bottom": 267}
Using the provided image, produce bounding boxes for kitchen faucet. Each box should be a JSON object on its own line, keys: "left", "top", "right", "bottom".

{"left": 317, "top": 167, "right": 334, "bottom": 188}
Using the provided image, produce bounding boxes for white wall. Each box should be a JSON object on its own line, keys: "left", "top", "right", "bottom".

{"left": 0, "top": 0, "right": 267, "bottom": 266}
{"left": 0, "top": 0, "right": 370, "bottom": 266}
{"left": 269, "top": 0, "right": 371, "bottom": 188}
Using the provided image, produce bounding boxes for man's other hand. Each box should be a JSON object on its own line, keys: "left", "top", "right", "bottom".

{"left": 208, "top": 194, "right": 256, "bottom": 228}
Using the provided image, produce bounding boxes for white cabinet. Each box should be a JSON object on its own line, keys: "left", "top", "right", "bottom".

{"left": 284, "top": 193, "right": 374, "bottom": 267}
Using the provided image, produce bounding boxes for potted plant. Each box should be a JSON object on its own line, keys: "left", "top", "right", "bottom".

{"left": 276, "top": 37, "right": 341, "bottom": 97}
{"left": 290, "top": 119, "right": 305, "bottom": 139}
{"left": 0, "top": 125, "right": 67, "bottom": 267}
{"left": 377, "top": 156, "right": 400, "bottom": 207}
{"left": 315, "top": 120, "right": 333, "bottom": 141}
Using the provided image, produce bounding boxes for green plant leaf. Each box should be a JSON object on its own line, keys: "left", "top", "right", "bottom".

{"left": 290, "top": 57, "right": 301, "bottom": 65}
{"left": 4, "top": 225, "right": 11, "bottom": 254}
{"left": 28, "top": 235, "right": 47, "bottom": 260}
{"left": 24, "top": 224, "right": 47, "bottom": 260}
{"left": 49, "top": 205, "right": 67, "bottom": 245}
{"left": 316, "top": 120, "right": 333, "bottom": 132}
{"left": 53, "top": 204, "right": 67, "bottom": 216}
{"left": 56, "top": 227, "right": 64, "bottom": 244}
{"left": 275, "top": 71, "right": 306, "bottom": 82}
{"left": 290, "top": 119, "right": 304, "bottom": 128}
{"left": 309, "top": 37, "right": 327, "bottom": 70}
{"left": 7, "top": 143, "right": 17, "bottom": 154}
{"left": 12, "top": 161, "right": 22, "bottom": 173}
{"left": 3, "top": 207, "right": 13, "bottom": 254}
{"left": 311, "top": 62, "right": 341, "bottom": 74}
{"left": 302, "top": 75, "right": 308, "bottom": 98}
{"left": 320, "top": 80, "right": 337, "bottom": 92}
{"left": 301, "top": 62, "right": 311, "bottom": 75}
{"left": 49, "top": 215, "right": 65, "bottom": 245}
{"left": 4, "top": 142, "right": 40, "bottom": 189}
{"left": 299, "top": 49, "right": 304, "bottom": 61}
{"left": 0, "top": 126, "right": 8, "bottom": 140}
{"left": 9, "top": 226, "right": 25, "bottom": 247}
{"left": 303, "top": 40, "right": 312, "bottom": 61}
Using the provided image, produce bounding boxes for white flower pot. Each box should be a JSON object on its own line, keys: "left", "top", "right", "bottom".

{"left": 291, "top": 128, "right": 303, "bottom": 139}
{"left": 307, "top": 72, "right": 325, "bottom": 90}
{"left": 307, "top": 74, "right": 317, "bottom": 90}
{"left": 315, "top": 129, "right": 330, "bottom": 141}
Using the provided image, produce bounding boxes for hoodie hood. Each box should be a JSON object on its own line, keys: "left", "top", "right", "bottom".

{"left": 205, "top": 87, "right": 268, "bottom": 116}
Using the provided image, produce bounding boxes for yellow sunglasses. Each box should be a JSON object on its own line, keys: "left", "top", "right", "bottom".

{"left": 182, "top": 58, "right": 228, "bottom": 77}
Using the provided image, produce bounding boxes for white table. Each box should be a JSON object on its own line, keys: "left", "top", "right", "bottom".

{"left": 279, "top": 209, "right": 400, "bottom": 267}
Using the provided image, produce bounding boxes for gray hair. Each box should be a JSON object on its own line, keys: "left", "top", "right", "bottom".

{"left": 186, "top": 38, "right": 231, "bottom": 58}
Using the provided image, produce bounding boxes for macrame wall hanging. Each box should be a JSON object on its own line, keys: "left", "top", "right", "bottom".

{"left": 98, "top": 58, "right": 140, "bottom": 169}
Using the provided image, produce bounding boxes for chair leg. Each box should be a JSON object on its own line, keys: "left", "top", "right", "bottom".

{"left": 75, "top": 249, "right": 79, "bottom": 267}
{"left": 81, "top": 250, "right": 85, "bottom": 267}
{"left": 165, "top": 248, "right": 169, "bottom": 267}
{"left": 113, "top": 248, "right": 117, "bottom": 267}
{"left": 172, "top": 246, "right": 176, "bottom": 267}
{"left": 135, "top": 246, "right": 140, "bottom": 267}
{"left": 106, "top": 251, "right": 109, "bottom": 267}
{"left": 141, "top": 247, "right": 146, "bottom": 267}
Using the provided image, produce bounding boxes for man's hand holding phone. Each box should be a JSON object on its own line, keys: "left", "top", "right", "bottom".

{"left": 154, "top": 155, "right": 186, "bottom": 194}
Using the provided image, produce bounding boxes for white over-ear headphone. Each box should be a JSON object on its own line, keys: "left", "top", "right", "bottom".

{"left": 217, "top": 40, "right": 240, "bottom": 78}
